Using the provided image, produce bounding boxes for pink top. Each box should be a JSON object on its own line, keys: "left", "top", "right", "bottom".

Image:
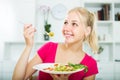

{"left": 37, "top": 42, "right": 98, "bottom": 80}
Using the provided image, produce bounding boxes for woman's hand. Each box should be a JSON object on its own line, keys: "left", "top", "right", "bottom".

{"left": 23, "top": 24, "right": 36, "bottom": 47}
{"left": 50, "top": 74, "right": 70, "bottom": 80}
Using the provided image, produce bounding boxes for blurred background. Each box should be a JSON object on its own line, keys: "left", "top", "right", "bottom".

{"left": 0, "top": 0, "right": 120, "bottom": 80}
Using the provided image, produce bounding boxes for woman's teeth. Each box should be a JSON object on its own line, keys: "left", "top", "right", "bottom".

{"left": 64, "top": 32, "right": 73, "bottom": 37}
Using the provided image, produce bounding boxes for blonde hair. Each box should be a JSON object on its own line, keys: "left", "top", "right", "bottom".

{"left": 68, "top": 7, "right": 99, "bottom": 53}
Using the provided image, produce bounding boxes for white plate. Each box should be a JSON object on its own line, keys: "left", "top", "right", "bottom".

{"left": 33, "top": 63, "right": 84, "bottom": 74}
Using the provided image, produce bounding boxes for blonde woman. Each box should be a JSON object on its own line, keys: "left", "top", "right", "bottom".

{"left": 12, "top": 7, "right": 99, "bottom": 80}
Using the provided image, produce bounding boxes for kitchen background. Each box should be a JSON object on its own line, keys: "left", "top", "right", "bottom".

{"left": 0, "top": 0, "right": 120, "bottom": 80}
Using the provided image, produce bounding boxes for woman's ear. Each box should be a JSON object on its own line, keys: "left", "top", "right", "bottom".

{"left": 85, "top": 26, "right": 91, "bottom": 37}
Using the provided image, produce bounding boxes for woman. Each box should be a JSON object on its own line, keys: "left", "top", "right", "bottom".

{"left": 12, "top": 7, "right": 99, "bottom": 80}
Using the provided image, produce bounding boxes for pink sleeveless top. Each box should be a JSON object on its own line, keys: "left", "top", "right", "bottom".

{"left": 37, "top": 42, "right": 98, "bottom": 80}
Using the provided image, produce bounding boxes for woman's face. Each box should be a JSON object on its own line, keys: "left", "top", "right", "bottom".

{"left": 62, "top": 12, "right": 86, "bottom": 43}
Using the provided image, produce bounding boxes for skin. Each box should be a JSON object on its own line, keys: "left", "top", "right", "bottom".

{"left": 12, "top": 12, "right": 96, "bottom": 80}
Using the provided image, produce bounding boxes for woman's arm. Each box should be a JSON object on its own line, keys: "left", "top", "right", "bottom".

{"left": 83, "top": 75, "right": 96, "bottom": 80}
{"left": 24, "top": 53, "right": 42, "bottom": 79}
{"left": 12, "top": 50, "right": 42, "bottom": 80}
{"left": 12, "top": 46, "right": 37, "bottom": 80}
{"left": 12, "top": 24, "right": 41, "bottom": 80}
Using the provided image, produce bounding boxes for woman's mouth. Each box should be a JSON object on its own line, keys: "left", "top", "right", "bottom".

{"left": 64, "top": 32, "right": 74, "bottom": 38}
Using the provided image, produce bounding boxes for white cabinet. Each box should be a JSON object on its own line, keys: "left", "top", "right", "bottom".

{"left": 4, "top": 42, "right": 44, "bottom": 61}
{"left": 114, "top": 22, "right": 120, "bottom": 43}
{"left": 113, "top": 5, "right": 120, "bottom": 80}
{"left": 114, "top": 63, "right": 120, "bottom": 80}
{"left": 96, "top": 62, "right": 114, "bottom": 80}
{"left": 83, "top": 1, "right": 120, "bottom": 80}
{"left": 83, "top": 0, "right": 120, "bottom": 61}
{"left": 0, "top": 61, "right": 16, "bottom": 80}
{"left": 83, "top": 1, "right": 114, "bottom": 62}
{"left": 113, "top": 4, "right": 120, "bottom": 80}
{"left": 114, "top": 43, "right": 120, "bottom": 61}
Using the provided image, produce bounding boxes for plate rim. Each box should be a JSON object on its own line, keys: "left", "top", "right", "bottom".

{"left": 33, "top": 63, "right": 84, "bottom": 74}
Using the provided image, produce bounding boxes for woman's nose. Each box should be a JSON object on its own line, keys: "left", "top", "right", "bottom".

{"left": 63, "top": 25, "right": 70, "bottom": 31}
{"left": 64, "top": 23, "right": 72, "bottom": 30}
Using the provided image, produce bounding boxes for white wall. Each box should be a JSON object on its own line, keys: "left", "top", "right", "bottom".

{"left": 0, "top": 0, "right": 35, "bottom": 59}
{"left": 0, "top": 0, "right": 35, "bottom": 79}
{"left": 0, "top": 0, "right": 83, "bottom": 79}
{"left": 0, "top": 0, "right": 15, "bottom": 61}
{"left": 0, "top": 0, "right": 82, "bottom": 60}
{"left": 0, "top": 0, "right": 82, "bottom": 55}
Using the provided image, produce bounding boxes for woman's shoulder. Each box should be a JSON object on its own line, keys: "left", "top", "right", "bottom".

{"left": 82, "top": 54, "right": 97, "bottom": 65}
{"left": 86, "top": 54, "right": 96, "bottom": 62}
{"left": 83, "top": 54, "right": 99, "bottom": 77}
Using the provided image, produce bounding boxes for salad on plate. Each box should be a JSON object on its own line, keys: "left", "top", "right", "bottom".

{"left": 33, "top": 63, "right": 88, "bottom": 74}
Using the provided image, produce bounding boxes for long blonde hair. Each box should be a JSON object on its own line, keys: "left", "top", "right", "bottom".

{"left": 68, "top": 7, "right": 99, "bottom": 53}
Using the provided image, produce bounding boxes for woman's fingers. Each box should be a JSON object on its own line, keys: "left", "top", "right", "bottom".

{"left": 23, "top": 24, "right": 36, "bottom": 46}
{"left": 50, "top": 74, "right": 59, "bottom": 79}
{"left": 26, "top": 27, "right": 36, "bottom": 36}
{"left": 61, "top": 74, "right": 70, "bottom": 78}
{"left": 50, "top": 74, "right": 70, "bottom": 80}
{"left": 24, "top": 24, "right": 36, "bottom": 37}
{"left": 50, "top": 74, "right": 60, "bottom": 80}
{"left": 24, "top": 24, "right": 32, "bottom": 31}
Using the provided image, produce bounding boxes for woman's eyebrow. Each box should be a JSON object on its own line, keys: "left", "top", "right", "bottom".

{"left": 71, "top": 20, "right": 79, "bottom": 22}
{"left": 64, "top": 19, "right": 79, "bottom": 23}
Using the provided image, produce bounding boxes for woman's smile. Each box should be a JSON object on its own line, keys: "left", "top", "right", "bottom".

{"left": 64, "top": 31, "right": 74, "bottom": 39}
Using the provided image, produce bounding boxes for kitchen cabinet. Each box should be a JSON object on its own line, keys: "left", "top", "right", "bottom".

{"left": 83, "top": 0, "right": 120, "bottom": 80}
{"left": 96, "top": 62, "right": 114, "bottom": 80}
{"left": 114, "top": 63, "right": 120, "bottom": 80}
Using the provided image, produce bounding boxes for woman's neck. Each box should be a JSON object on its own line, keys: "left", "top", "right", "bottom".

{"left": 62, "top": 41, "right": 83, "bottom": 53}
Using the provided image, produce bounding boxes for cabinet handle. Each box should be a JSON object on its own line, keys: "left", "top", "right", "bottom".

{"left": 115, "top": 59, "right": 120, "bottom": 62}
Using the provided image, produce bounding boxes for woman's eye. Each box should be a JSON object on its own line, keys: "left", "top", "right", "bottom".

{"left": 64, "top": 21, "right": 68, "bottom": 24}
{"left": 72, "top": 23, "right": 78, "bottom": 26}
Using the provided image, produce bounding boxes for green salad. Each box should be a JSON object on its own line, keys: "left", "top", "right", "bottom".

{"left": 68, "top": 63, "right": 88, "bottom": 73}
{"left": 44, "top": 63, "right": 88, "bottom": 73}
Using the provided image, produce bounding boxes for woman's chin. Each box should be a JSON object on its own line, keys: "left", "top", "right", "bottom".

{"left": 64, "top": 39, "right": 74, "bottom": 44}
